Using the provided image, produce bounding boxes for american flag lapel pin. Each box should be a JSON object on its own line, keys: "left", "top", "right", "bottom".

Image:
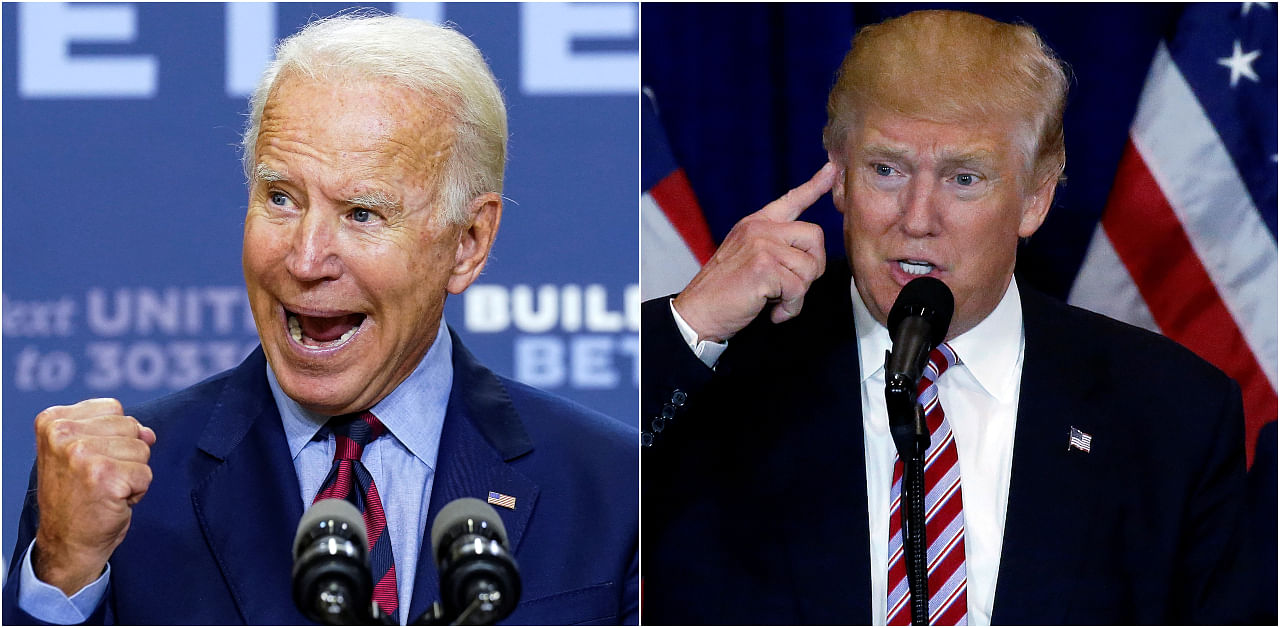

{"left": 487, "top": 491, "right": 517, "bottom": 510}
{"left": 1068, "top": 426, "right": 1093, "bottom": 453}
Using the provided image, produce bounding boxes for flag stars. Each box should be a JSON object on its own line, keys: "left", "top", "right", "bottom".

{"left": 1217, "top": 40, "right": 1262, "bottom": 88}
{"left": 1241, "top": 2, "right": 1273, "bottom": 16}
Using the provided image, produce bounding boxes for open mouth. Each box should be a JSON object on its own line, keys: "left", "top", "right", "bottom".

{"left": 286, "top": 309, "right": 367, "bottom": 349}
{"left": 897, "top": 259, "right": 935, "bottom": 276}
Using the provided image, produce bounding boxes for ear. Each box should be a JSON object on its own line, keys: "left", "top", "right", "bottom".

{"left": 827, "top": 150, "right": 848, "bottom": 214}
{"left": 1017, "top": 174, "right": 1057, "bottom": 238}
{"left": 447, "top": 192, "right": 502, "bottom": 295}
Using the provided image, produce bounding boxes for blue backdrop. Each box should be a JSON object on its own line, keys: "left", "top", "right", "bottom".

{"left": 2, "top": 1, "right": 639, "bottom": 566}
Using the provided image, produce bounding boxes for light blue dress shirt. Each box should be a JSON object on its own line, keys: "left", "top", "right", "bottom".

{"left": 18, "top": 324, "right": 453, "bottom": 625}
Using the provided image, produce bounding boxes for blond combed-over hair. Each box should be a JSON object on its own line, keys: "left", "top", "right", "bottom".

{"left": 823, "top": 10, "right": 1068, "bottom": 190}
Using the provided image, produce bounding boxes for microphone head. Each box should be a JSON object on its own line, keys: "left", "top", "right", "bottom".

{"left": 887, "top": 276, "right": 954, "bottom": 347}
{"left": 294, "top": 498, "right": 368, "bottom": 559}
{"left": 292, "top": 498, "right": 374, "bottom": 624}
{"left": 431, "top": 497, "right": 510, "bottom": 559}
{"left": 431, "top": 497, "right": 521, "bottom": 624}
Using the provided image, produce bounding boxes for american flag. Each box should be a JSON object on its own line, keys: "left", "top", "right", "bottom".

{"left": 640, "top": 89, "right": 715, "bottom": 301}
{"left": 641, "top": 5, "right": 1276, "bottom": 465}
{"left": 487, "top": 491, "right": 517, "bottom": 510}
{"left": 1069, "top": 426, "right": 1094, "bottom": 454}
{"left": 1068, "top": 3, "right": 1277, "bottom": 466}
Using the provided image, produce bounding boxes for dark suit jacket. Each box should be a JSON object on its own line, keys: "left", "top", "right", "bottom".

{"left": 641, "top": 263, "right": 1253, "bottom": 624}
{"left": 5, "top": 329, "right": 638, "bottom": 625}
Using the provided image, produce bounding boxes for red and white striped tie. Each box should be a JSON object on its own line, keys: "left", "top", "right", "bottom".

{"left": 886, "top": 343, "right": 967, "bottom": 625}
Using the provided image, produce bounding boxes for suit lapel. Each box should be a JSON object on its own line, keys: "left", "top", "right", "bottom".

{"left": 783, "top": 330, "right": 870, "bottom": 623}
{"left": 772, "top": 268, "right": 874, "bottom": 623}
{"left": 991, "top": 289, "right": 1107, "bottom": 624}
{"left": 407, "top": 330, "right": 538, "bottom": 622}
{"left": 190, "top": 348, "right": 309, "bottom": 624}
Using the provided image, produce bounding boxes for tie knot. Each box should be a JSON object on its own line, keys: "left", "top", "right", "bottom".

{"left": 327, "top": 411, "right": 386, "bottom": 460}
{"left": 919, "top": 343, "right": 959, "bottom": 390}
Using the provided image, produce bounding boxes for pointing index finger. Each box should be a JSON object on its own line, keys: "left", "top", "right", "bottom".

{"left": 758, "top": 162, "right": 838, "bottom": 223}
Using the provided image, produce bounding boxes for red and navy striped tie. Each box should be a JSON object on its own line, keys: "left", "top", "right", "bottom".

{"left": 887, "top": 343, "right": 967, "bottom": 625}
{"left": 315, "top": 411, "right": 399, "bottom": 622}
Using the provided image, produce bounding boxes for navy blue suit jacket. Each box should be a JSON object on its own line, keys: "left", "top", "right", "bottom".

{"left": 5, "top": 329, "right": 638, "bottom": 625}
{"left": 641, "top": 264, "right": 1254, "bottom": 624}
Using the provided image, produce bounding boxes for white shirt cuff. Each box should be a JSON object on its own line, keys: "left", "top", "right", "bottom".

{"left": 669, "top": 299, "right": 728, "bottom": 368}
{"left": 17, "top": 539, "right": 109, "bottom": 624}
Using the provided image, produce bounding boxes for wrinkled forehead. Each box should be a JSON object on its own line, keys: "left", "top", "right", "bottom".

{"left": 840, "top": 112, "right": 1036, "bottom": 193}
{"left": 850, "top": 105, "right": 1030, "bottom": 162}
{"left": 256, "top": 74, "right": 456, "bottom": 195}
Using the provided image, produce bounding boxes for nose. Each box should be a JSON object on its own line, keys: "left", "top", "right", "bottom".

{"left": 284, "top": 210, "right": 343, "bottom": 282}
{"left": 899, "top": 177, "right": 941, "bottom": 238}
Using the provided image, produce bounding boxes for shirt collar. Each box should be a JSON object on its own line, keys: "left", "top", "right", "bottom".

{"left": 272, "top": 322, "right": 453, "bottom": 471}
{"left": 851, "top": 281, "right": 893, "bottom": 385}
{"left": 851, "top": 277, "right": 1024, "bottom": 403}
{"left": 947, "top": 278, "right": 1024, "bottom": 402}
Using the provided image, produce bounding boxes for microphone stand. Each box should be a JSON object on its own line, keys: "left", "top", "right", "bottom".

{"left": 369, "top": 603, "right": 397, "bottom": 626}
{"left": 411, "top": 602, "right": 449, "bottom": 625}
{"left": 409, "top": 598, "right": 493, "bottom": 626}
{"left": 306, "top": 597, "right": 395, "bottom": 625}
{"left": 900, "top": 405, "right": 930, "bottom": 627}
{"left": 887, "top": 367, "right": 932, "bottom": 627}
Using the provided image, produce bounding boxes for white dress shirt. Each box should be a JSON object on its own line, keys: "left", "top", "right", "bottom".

{"left": 670, "top": 300, "right": 729, "bottom": 365}
{"left": 854, "top": 278, "right": 1025, "bottom": 626}
{"left": 671, "top": 277, "right": 1026, "bottom": 625}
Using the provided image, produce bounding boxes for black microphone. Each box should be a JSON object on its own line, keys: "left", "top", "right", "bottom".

{"left": 884, "top": 276, "right": 955, "bottom": 626}
{"left": 293, "top": 498, "right": 380, "bottom": 625}
{"left": 430, "top": 498, "right": 521, "bottom": 625}
{"left": 884, "top": 276, "right": 954, "bottom": 458}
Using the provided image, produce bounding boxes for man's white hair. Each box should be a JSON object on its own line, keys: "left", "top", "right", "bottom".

{"left": 241, "top": 12, "right": 507, "bottom": 224}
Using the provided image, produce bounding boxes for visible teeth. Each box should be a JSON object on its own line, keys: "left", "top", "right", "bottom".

{"left": 899, "top": 260, "right": 933, "bottom": 276}
{"left": 337, "top": 325, "right": 357, "bottom": 343}
{"left": 287, "top": 313, "right": 360, "bottom": 349}
{"left": 289, "top": 314, "right": 303, "bottom": 342}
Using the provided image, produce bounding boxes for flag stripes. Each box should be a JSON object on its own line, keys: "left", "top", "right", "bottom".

{"left": 649, "top": 168, "right": 716, "bottom": 264}
{"left": 1069, "top": 10, "right": 1277, "bottom": 465}
{"left": 1102, "top": 141, "right": 1276, "bottom": 433}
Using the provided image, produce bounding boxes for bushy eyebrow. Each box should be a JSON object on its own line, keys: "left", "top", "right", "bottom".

{"left": 255, "top": 163, "right": 287, "bottom": 183}
{"left": 938, "top": 150, "right": 998, "bottom": 172}
{"left": 255, "top": 163, "right": 402, "bottom": 212}
{"left": 860, "top": 144, "right": 998, "bottom": 172}
{"left": 346, "top": 190, "right": 401, "bottom": 212}
{"left": 861, "top": 144, "right": 910, "bottom": 161}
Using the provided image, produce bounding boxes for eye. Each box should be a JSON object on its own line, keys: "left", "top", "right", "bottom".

{"left": 874, "top": 163, "right": 896, "bottom": 176}
{"left": 955, "top": 173, "right": 977, "bottom": 186}
{"left": 269, "top": 191, "right": 290, "bottom": 206}
{"left": 351, "top": 207, "right": 372, "bottom": 223}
